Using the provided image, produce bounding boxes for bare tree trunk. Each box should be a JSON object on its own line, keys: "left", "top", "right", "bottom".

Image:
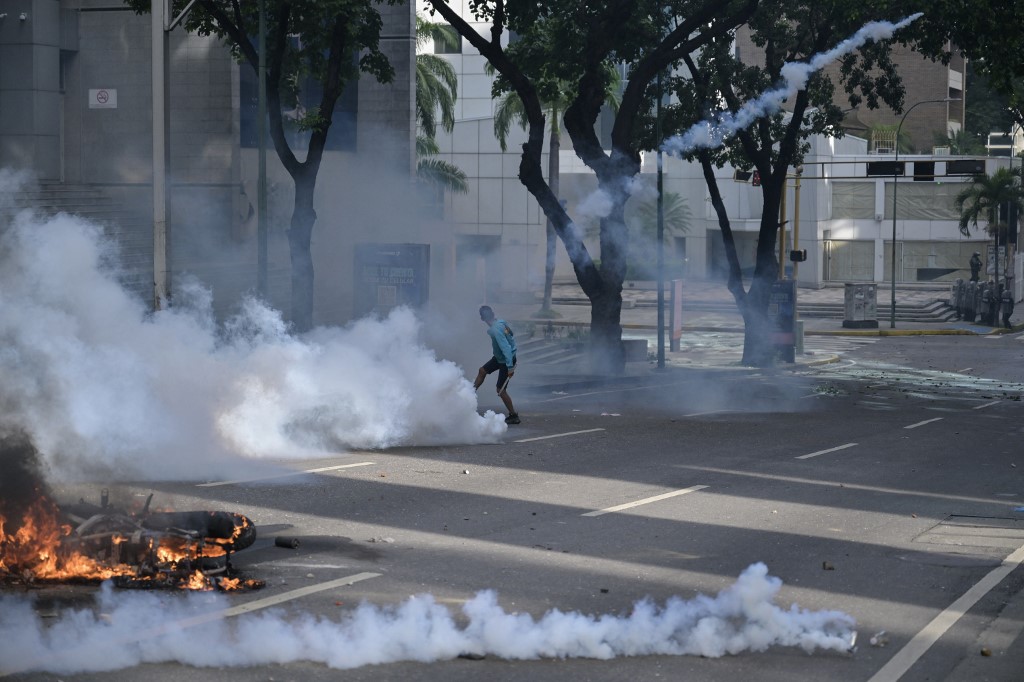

{"left": 588, "top": 175, "right": 630, "bottom": 372}
{"left": 590, "top": 287, "right": 624, "bottom": 373}
{"left": 287, "top": 173, "right": 317, "bottom": 332}
{"left": 741, "top": 189, "right": 783, "bottom": 367}
{"left": 699, "top": 155, "right": 746, "bottom": 304}
{"left": 741, "top": 273, "right": 776, "bottom": 366}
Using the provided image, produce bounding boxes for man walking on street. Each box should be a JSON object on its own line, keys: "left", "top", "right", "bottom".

{"left": 474, "top": 305, "right": 520, "bottom": 424}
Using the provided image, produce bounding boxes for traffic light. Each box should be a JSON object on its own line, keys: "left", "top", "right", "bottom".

{"left": 751, "top": 170, "right": 761, "bottom": 187}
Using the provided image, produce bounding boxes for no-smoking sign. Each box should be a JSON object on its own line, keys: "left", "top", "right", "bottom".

{"left": 88, "top": 88, "right": 118, "bottom": 109}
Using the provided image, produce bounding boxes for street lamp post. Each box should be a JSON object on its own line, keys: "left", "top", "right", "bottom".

{"left": 890, "top": 98, "right": 957, "bottom": 328}
{"left": 656, "top": 69, "right": 665, "bottom": 370}
{"left": 257, "top": 0, "right": 268, "bottom": 297}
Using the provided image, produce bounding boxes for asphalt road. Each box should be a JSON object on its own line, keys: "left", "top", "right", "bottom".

{"left": 5, "top": 331, "right": 1024, "bottom": 682}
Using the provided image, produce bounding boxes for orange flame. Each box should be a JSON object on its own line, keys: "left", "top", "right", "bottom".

{"left": 0, "top": 496, "right": 133, "bottom": 582}
{"left": 183, "top": 569, "right": 212, "bottom": 591}
{"left": 0, "top": 494, "right": 242, "bottom": 590}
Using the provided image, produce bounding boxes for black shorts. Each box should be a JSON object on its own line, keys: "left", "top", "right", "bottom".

{"left": 482, "top": 356, "right": 516, "bottom": 394}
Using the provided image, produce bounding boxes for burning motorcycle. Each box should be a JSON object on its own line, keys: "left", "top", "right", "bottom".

{"left": 1, "top": 489, "right": 261, "bottom": 591}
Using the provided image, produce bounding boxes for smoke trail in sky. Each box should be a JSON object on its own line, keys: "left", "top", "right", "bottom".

{"left": 662, "top": 13, "right": 923, "bottom": 156}
{"left": 0, "top": 563, "right": 856, "bottom": 674}
{"left": 0, "top": 175, "right": 505, "bottom": 481}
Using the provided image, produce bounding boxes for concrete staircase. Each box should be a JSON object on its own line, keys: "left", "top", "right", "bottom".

{"left": 516, "top": 337, "right": 588, "bottom": 366}
{"left": 663, "top": 299, "right": 957, "bottom": 322}
{"left": 549, "top": 295, "right": 957, "bottom": 324}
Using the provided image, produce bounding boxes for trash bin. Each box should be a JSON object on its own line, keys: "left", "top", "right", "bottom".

{"left": 842, "top": 283, "right": 878, "bottom": 329}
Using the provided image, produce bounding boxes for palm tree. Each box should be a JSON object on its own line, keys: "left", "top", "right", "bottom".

{"left": 935, "top": 129, "right": 985, "bottom": 155}
{"left": 417, "top": 134, "right": 467, "bottom": 193}
{"left": 955, "top": 166, "right": 1024, "bottom": 286}
{"left": 626, "top": 191, "right": 691, "bottom": 278}
{"left": 415, "top": 17, "right": 467, "bottom": 197}
{"left": 488, "top": 65, "right": 621, "bottom": 318}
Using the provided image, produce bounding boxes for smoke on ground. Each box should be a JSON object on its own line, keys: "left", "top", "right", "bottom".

{"left": 0, "top": 175, "right": 505, "bottom": 482}
{"left": 0, "top": 563, "right": 855, "bottom": 674}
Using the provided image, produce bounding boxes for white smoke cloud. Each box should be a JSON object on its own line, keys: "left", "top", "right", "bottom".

{"left": 575, "top": 188, "right": 615, "bottom": 221}
{"left": 625, "top": 174, "right": 658, "bottom": 202}
{"left": 0, "top": 177, "right": 505, "bottom": 481}
{"left": 662, "top": 13, "right": 923, "bottom": 156}
{"left": 0, "top": 563, "right": 856, "bottom": 674}
{"left": 574, "top": 176, "right": 656, "bottom": 224}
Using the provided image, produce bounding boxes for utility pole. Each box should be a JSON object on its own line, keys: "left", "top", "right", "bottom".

{"left": 257, "top": 0, "right": 268, "bottom": 297}
{"left": 777, "top": 178, "right": 788, "bottom": 277}
{"left": 151, "top": 0, "right": 197, "bottom": 310}
{"left": 152, "top": 0, "right": 170, "bottom": 310}
{"left": 656, "top": 69, "right": 665, "bottom": 370}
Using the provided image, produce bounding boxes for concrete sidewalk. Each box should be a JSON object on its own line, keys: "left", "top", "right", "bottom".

{"left": 498, "top": 281, "right": 1022, "bottom": 372}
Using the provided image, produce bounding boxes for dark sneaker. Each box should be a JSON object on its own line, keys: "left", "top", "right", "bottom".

{"left": 505, "top": 413, "right": 521, "bottom": 425}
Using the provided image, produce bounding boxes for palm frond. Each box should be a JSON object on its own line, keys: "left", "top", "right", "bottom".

{"left": 417, "top": 157, "right": 469, "bottom": 194}
{"left": 417, "top": 134, "right": 441, "bottom": 157}
{"left": 415, "top": 15, "right": 460, "bottom": 52}
{"left": 416, "top": 52, "right": 458, "bottom": 138}
{"left": 955, "top": 167, "right": 1024, "bottom": 237}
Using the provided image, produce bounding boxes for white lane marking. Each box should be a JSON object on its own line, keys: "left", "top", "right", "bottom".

{"left": 265, "top": 562, "right": 352, "bottom": 570}
{"left": 958, "top": 367, "right": 973, "bottom": 373}
{"left": 679, "top": 465, "right": 1014, "bottom": 506}
{"left": 795, "top": 442, "right": 858, "bottom": 460}
{"left": 904, "top": 417, "right": 943, "bottom": 430}
{"left": 683, "top": 409, "right": 737, "bottom": 417}
{"left": 217, "top": 572, "right": 382, "bottom": 617}
{"left": 514, "top": 428, "right": 605, "bottom": 443}
{"left": 867, "top": 544, "right": 1024, "bottom": 682}
{"left": 0, "top": 573, "right": 382, "bottom": 678}
{"left": 197, "top": 462, "right": 375, "bottom": 487}
{"left": 973, "top": 400, "right": 1000, "bottom": 410}
{"left": 583, "top": 485, "right": 709, "bottom": 517}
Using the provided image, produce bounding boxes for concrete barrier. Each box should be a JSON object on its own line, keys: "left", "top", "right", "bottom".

{"left": 623, "top": 338, "right": 648, "bottom": 362}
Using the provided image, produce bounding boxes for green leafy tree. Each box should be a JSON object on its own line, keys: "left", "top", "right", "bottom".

{"left": 667, "top": 0, "right": 910, "bottom": 365}
{"left": 955, "top": 166, "right": 1024, "bottom": 286}
{"left": 125, "top": 0, "right": 398, "bottom": 332}
{"left": 963, "top": 62, "right": 1016, "bottom": 147}
{"left": 424, "top": 0, "right": 757, "bottom": 372}
{"left": 487, "top": 62, "right": 622, "bottom": 318}
{"left": 911, "top": 0, "right": 1024, "bottom": 129}
{"left": 414, "top": 16, "right": 467, "bottom": 195}
{"left": 935, "top": 129, "right": 985, "bottom": 156}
